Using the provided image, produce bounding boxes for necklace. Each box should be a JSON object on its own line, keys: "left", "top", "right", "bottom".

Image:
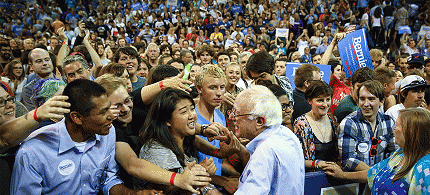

{"left": 307, "top": 112, "right": 331, "bottom": 143}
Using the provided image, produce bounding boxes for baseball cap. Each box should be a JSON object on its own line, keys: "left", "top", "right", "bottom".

{"left": 400, "top": 75, "right": 430, "bottom": 92}
{"left": 408, "top": 53, "right": 424, "bottom": 68}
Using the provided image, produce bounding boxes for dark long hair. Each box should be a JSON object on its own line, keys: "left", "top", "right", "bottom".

{"left": 139, "top": 88, "right": 197, "bottom": 167}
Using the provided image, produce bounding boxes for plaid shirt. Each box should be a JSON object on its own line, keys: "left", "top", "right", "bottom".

{"left": 338, "top": 109, "right": 396, "bottom": 171}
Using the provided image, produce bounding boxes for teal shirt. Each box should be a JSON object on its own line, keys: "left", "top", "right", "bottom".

{"left": 334, "top": 95, "right": 359, "bottom": 123}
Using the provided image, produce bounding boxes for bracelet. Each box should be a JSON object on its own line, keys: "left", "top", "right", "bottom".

{"left": 311, "top": 160, "right": 316, "bottom": 169}
{"left": 316, "top": 160, "right": 320, "bottom": 170}
{"left": 202, "top": 184, "right": 216, "bottom": 195}
{"left": 214, "top": 149, "right": 219, "bottom": 156}
{"left": 33, "top": 108, "right": 42, "bottom": 123}
{"left": 159, "top": 81, "right": 164, "bottom": 90}
{"left": 170, "top": 173, "right": 177, "bottom": 185}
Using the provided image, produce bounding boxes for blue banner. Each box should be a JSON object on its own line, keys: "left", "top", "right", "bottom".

{"left": 338, "top": 29, "right": 373, "bottom": 78}
{"left": 398, "top": 25, "right": 412, "bottom": 35}
{"left": 131, "top": 2, "right": 142, "bottom": 11}
{"left": 285, "top": 63, "right": 331, "bottom": 90}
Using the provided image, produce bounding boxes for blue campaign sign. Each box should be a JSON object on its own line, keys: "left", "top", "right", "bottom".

{"left": 398, "top": 25, "right": 412, "bottom": 35}
{"left": 338, "top": 29, "right": 373, "bottom": 78}
{"left": 285, "top": 63, "right": 331, "bottom": 90}
{"left": 131, "top": 3, "right": 142, "bottom": 11}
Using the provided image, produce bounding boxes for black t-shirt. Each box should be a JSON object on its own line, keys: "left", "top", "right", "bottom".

{"left": 93, "top": 25, "right": 110, "bottom": 39}
{"left": 292, "top": 89, "right": 312, "bottom": 124}
{"left": 130, "top": 87, "right": 151, "bottom": 135}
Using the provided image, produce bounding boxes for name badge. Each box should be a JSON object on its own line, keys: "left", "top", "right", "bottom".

{"left": 358, "top": 143, "right": 369, "bottom": 153}
{"left": 58, "top": 159, "right": 75, "bottom": 176}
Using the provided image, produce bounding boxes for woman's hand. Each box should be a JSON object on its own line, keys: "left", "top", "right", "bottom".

{"left": 162, "top": 71, "right": 192, "bottom": 92}
{"left": 322, "top": 162, "right": 346, "bottom": 179}
{"left": 199, "top": 157, "right": 217, "bottom": 175}
{"left": 36, "top": 95, "right": 71, "bottom": 121}
{"left": 175, "top": 161, "right": 211, "bottom": 194}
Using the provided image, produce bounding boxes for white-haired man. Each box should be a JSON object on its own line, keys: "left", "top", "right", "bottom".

{"left": 230, "top": 85, "right": 305, "bottom": 194}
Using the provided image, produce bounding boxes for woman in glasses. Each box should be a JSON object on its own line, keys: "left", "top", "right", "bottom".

{"left": 293, "top": 80, "right": 339, "bottom": 172}
{"left": 324, "top": 108, "right": 430, "bottom": 194}
{"left": 265, "top": 84, "right": 294, "bottom": 130}
{"left": 3, "top": 60, "right": 27, "bottom": 102}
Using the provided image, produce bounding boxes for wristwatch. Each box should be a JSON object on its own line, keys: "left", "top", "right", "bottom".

{"left": 201, "top": 124, "right": 209, "bottom": 135}
{"left": 202, "top": 184, "right": 216, "bottom": 195}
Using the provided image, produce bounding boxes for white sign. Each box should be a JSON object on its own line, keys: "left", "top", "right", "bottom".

{"left": 276, "top": 28, "right": 289, "bottom": 38}
{"left": 167, "top": 0, "right": 177, "bottom": 7}
{"left": 419, "top": 26, "right": 430, "bottom": 36}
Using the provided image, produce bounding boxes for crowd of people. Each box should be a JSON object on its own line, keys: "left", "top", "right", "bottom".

{"left": 1, "top": 0, "right": 430, "bottom": 194}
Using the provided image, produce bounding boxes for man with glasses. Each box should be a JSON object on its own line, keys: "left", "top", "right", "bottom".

{"left": 338, "top": 80, "right": 396, "bottom": 172}
{"left": 291, "top": 64, "right": 321, "bottom": 124}
{"left": 231, "top": 85, "right": 304, "bottom": 194}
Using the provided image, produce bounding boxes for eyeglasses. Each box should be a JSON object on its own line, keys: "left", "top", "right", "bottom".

{"left": 0, "top": 96, "right": 15, "bottom": 107}
{"left": 281, "top": 102, "right": 294, "bottom": 111}
{"left": 114, "top": 96, "right": 133, "bottom": 109}
{"left": 369, "top": 137, "right": 381, "bottom": 157}
{"left": 228, "top": 108, "right": 253, "bottom": 120}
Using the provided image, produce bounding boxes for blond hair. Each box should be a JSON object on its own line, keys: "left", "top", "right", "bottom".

{"left": 94, "top": 74, "right": 127, "bottom": 96}
{"left": 195, "top": 64, "right": 226, "bottom": 88}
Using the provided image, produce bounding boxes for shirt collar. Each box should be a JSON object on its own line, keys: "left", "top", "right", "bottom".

{"left": 58, "top": 119, "right": 101, "bottom": 154}
{"left": 246, "top": 125, "right": 280, "bottom": 155}
{"left": 356, "top": 108, "right": 383, "bottom": 125}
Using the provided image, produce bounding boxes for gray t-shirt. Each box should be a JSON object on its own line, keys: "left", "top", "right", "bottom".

{"left": 134, "top": 140, "right": 197, "bottom": 190}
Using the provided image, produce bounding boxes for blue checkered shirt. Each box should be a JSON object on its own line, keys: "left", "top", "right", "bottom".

{"left": 338, "top": 109, "right": 396, "bottom": 171}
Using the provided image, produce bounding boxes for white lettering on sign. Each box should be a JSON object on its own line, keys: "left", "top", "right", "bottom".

{"left": 352, "top": 37, "right": 367, "bottom": 68}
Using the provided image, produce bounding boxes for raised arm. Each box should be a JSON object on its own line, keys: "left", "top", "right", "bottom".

{"left": 320, "top": 32, "right": 346, "bottom": 65}
{"left": 81, "top": 30, "right": 103, "bottom": 78}
{"left": 140, "top": 71, "right": 192, "bottom": 105}
{"left": 56, "top": 27, "right": 70, "bottom": 72}
{"left": 0, "top": 96, "right": 70, "bottom": 153}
